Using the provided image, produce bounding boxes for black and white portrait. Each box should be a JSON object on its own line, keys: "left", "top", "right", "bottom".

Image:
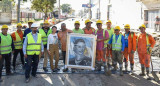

{"left": 66, "top": 33, "right": 97, "bottom": 70}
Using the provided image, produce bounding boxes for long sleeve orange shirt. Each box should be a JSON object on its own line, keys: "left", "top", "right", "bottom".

{"left": 137, "top": 33, "right": 156, "bottom": 54}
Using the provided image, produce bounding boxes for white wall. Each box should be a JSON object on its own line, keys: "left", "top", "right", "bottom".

{"left": 109, "top": 0, "right": 144, "bottom": 29}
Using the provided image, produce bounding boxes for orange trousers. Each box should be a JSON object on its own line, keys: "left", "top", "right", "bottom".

{"left": 123, "top": 48, "right": 134, "bottom": 64}
{"left": 96, "top": 50, "right": 105, "bottom": 62}
{"left": 138, "top": 53, "right": 150, "bottom": 67}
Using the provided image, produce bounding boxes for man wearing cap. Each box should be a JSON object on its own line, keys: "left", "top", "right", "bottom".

{"left": 123, "top": 24, "right": 137, "bottom": 74}
{"left": 58, "top": 23, "right": 72, "bottom": 72}
{"left": 104, "top": 20, "right": 114, "bottom": 64}
{"left": 137, "top": 24, "right": 155, "bottom": 80}
{"left": 72, "top": 21, "right": 84, "bottom": 34}
{"left": 108, "top": 26, "right": 125, "bottom": 76}
{"left": 23, "top": 23, "right": 44, "bottom": 83}
{"left": 23, "top": 20, "right": 33, "bottom": 42}
{"left": 11, "top": 23, "right": 24, "bottom": 71}
{"left": 83, "top": 19, "right": 95, "bottom": 34}
{"left": 94, "top": 20, "right": 109, "bottom": 72}
{"left": 38, "top": 20, "right": 52, "bottom": 72}
{"left": 0, "top": 25, "right": 15, "bottom": 82}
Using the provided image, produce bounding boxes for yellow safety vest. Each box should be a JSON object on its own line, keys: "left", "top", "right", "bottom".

{"left": 112, "top": 34, "right": 122, "bottom": 51}
{"left": 0, "top": 33, "right": 12, "bottom": 54}
{"left": 39, "top": 28, "right": 52, "bottom": 45}
{"left": 26, "top": 33, "right": 42, "bottom": 55}
{"left": 14, "top": 31, "right": 24, "bottom": 49}
{"left": 104, "top": 27, "right": 114, "bottom": 48}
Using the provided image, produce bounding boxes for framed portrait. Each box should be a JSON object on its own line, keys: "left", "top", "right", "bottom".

{"left": 65, "top": 33, "right": 97, "bottom": 70}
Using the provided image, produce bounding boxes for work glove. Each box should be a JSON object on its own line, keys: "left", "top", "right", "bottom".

{"left": 131, "top": 50, "right": 135, "bottom": 54}
{"left": 147, "top": 47, "right": 152, "bottom": 55}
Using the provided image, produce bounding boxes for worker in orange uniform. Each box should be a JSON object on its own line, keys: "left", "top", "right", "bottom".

{"left": 123, "top": 24, "right": 137, "bottom": 74}
{"left": 11, "top": 23, "right": 24, "bottom": 71}
{"left": 137, "top": 24, "right": 155, "bottom": 80}
{"left": 83, "top": 19, "right": 95, "bottom": 34}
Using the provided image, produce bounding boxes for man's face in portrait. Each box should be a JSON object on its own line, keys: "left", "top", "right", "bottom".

{"left": 74, "top": 41, "right": 86, "bottom": 55}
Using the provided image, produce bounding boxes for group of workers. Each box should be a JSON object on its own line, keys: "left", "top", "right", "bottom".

{"left": 0, "top": 19, "right": 156, "bottom": 83}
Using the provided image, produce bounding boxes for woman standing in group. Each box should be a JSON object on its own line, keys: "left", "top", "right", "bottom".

{"left": 47, "top": 26, "right": 60, "bottom": 72}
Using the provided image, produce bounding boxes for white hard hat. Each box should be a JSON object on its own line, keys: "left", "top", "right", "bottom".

{"left": 31, "top": 23, "right": 38, "bottom": 28}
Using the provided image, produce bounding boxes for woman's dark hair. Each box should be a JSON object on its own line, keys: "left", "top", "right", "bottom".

{"left": 74, "top": 39, "right": 85, "bottom": 45}
{"left": 52, "top": 26, "right": 57, "bottom": 29}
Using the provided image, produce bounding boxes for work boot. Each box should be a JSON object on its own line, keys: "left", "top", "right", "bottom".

{"left": 112, "top": 64, "right": 118, "bottom": 71}
{"left": 139, "top": 67, "right": 145, "bottom": 76}
{"left": 25, "top": 78, "right": 30, "bottom": 83}
{"left": 120, "top": 67, "right": 123, "bottom": 76}
{"left": 105, "top": 63, "right": 111, "bottom": 76}
{"left": 130, "top": 67, "right": 134, "bottom": 75}
{"left": 63, "top": 68, "right": 68, "bottom": 72}
{"left": 0, "top": 78, "right": 3, "bottom": 82}
{"left": 146, "top": 70, "right": 152, "bottom": 80}
{"left": 43, "top": 67, "right": 48, "bottom": 72}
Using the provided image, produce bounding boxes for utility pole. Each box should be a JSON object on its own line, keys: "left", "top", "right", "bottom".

{"left": 89, "top": 0, "right": 91, "bottom": 19}
{"left": 58, "top": 0, "right": 60, "bottom": 22}
{"left": 17, "top": 0, "right": 20, "bottom": 23}
{"left": 99, "top": 0, "right": 101, "bottom": 20}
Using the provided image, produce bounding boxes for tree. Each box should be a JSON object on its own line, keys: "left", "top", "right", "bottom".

{"left": 31, "top": 0, "right": 56, "bottom": 20}
{"left": 61, "top": 4, "right": 72, "bottom": 14}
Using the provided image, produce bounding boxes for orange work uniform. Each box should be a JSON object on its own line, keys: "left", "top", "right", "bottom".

{"left": 123, "top": 32, "right": 137, "bottom": 64}
{"left": 137, "top": 33, "right": 155, "bottom": 67}
{"left": 83, "top": 27, "right": 95, "bottom": 34}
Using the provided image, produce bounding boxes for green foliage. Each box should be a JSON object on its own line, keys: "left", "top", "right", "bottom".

{"left": 61, "top": 4, "right": 72, "bottom": 13}
{"left": 31, "top": 0, "right": 56, "bottom": 18}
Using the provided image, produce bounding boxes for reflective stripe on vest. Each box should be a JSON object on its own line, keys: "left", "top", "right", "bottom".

{"left": 0, "top": 33, "right": 12, "bottom": 54}
{"left": 39, "top": 28, "right": 52, "bottom": 45}
{"left": 26, "top": 33, "right": 42, "bottom": 55}
{"left": 112, "top": 34, "right": 122, "bottom": 51}
{"left": 14, "top": 31, "right": 23, "bottom": 49}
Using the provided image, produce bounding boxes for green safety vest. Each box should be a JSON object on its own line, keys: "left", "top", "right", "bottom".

{"left": 105, "top": 27, "right": 114, "bottom": 47}
{"left": 112, "top": 34, "right": 122, "bottom": 51}
{"left": 0, "top": 33, "right": 12, "bottom": 54}
{"left": 26, "top": 33, "right": 42, "bottom": 55}
{"left": 14, "top": 31, "right": 24, "bottom": 49}
{"left": 39, "top": 28, "right": 52, "bottom": 45}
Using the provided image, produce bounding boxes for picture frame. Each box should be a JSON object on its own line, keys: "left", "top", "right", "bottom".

{"left": 65, "top": 33, "right": 97, "bottom": 70}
